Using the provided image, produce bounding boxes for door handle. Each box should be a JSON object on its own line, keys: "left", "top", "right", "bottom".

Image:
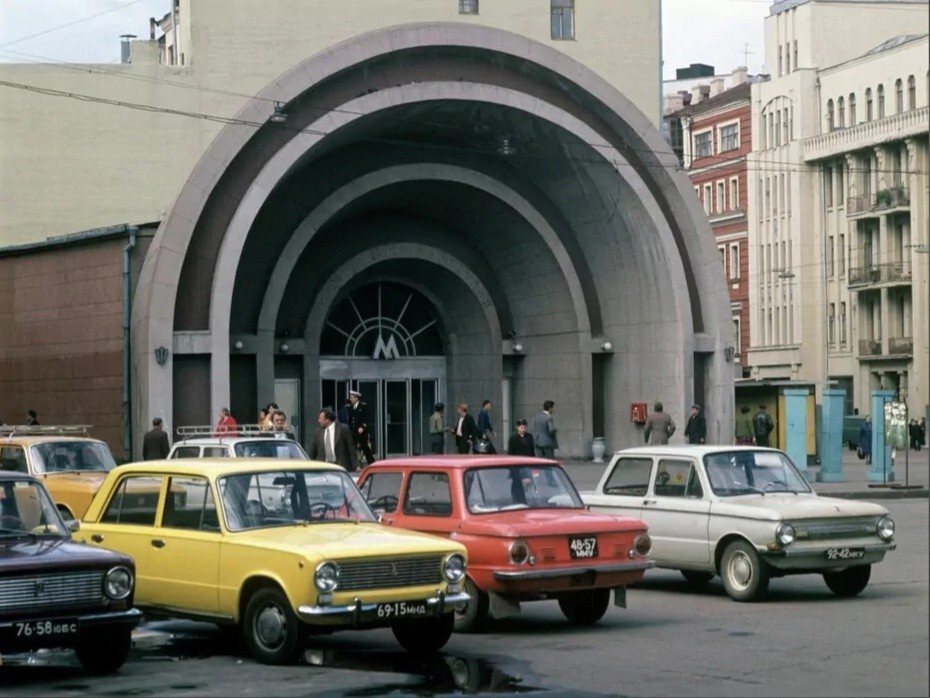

{"left": 643, "top": 499, "right": 657, "bottom": 506}
{"left": 382, "top": 518, "right": 396, "bottom": 526}
{"left": 91, "top": 534, "right": 104, "bottom": 543}
{"left": 151, "top": 539, "right": 166, "bottom": 548}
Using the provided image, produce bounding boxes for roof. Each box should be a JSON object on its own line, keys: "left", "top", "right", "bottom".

{"left": 864, "top": 33, "right": 928, "bottom": 56}
{"left": 686, "top": 81, "right": 752, "bottom": 118}
{"left": 172, "top": 435, "right": 300, "bottom": 445}
{"left": 772, "top": 0, "right": 928, "bottom": 15}
{"left": 612, "top": 445, "right": 785, "bottom": 457}
{"left": 113, "top": 459, "right": 342, "bottom": 477}
{"left": 367, "top": 455, "right": 561, "bottom": 469}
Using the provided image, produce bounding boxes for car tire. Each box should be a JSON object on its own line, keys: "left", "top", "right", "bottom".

{"left": 680, "top": 570, "right": 714, "bottom": 586}
{"left": 720, "top": 540, "right": 770, "bottom": 602}
{"left": 557, "top": 588, "right": 611, "bottom": 625}
{"left": 453, "top": 577, "right": 489, "bottom": 633}
{"left": 392, "top": 612, "right": 454, "bottom": 654}
{"left": 823, "top": 565, "right": 871, "bottom": 597}
{"left": 243, "top": 587, "right": 306, "bottom": 665}
{"left": 75, "top": 626, "right": 132, "bottom": 675}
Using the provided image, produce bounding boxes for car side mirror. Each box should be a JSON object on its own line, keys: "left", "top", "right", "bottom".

{"left": 66, "top": 519, "right": 81, "bottom": 534}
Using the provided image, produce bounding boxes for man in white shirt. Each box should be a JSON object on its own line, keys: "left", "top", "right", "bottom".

{"left": 309, "top": 408, "right": 360, "bottom": 471}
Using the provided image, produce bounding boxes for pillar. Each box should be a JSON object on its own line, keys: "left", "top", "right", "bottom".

{"left": 867, "top": 389, "right": 896, "bottom": 482}
{"left": 816, "top": 389, "right": 846, "bottom": 482}
{"left": 783, "top": 389, "right": 809, "bottom": 478}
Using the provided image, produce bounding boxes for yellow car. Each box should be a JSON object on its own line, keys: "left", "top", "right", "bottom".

{"left": 78, "top": 459, "right": 469, "bottom": 664}
{"left": 0, "top": 426, "right": 120, "bottom": 520}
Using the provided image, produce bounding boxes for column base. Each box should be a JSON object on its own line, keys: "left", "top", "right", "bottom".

{"left": 815, "top": 469, "right": 846, "bottom": 482}
{"left": 866, "top": 469, "right": 895, "bottom": 483}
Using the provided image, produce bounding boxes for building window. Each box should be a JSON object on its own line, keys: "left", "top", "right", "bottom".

{"left": 824, "top": 166, "right": 833, "bottom": 207}
{"left": 729, "top": 243, "right": 740, "bottom": 280}
{"left": 828, "top": 303, "right": 836, "bottom": 345}
{"left": 733, "top": 316, "right": 742, "bottom": 355}
{"left": 895, "top": 79, "right": 904, "bottom": 113}
{"left": 694, "top": 130, "right": 712, "bottom": 158}
{"left": 907, "top": 75, "right": 916, "bottom": 110}
{"left": 827, "top": 235, "right": 835, "bottom": 277}
{"left": 837, "top": 97, "right": 845, "bottom": 128}
{"left": 551, "top": 0, "right": 574, "bottom": 40}
{"left": 459, "top": 0, "right": 479, "bottom": 13}
{"left": 783, "top": 108, "right": 790, "bottom": 143}
{"left": 785, "top": 43, "right": 791, "bottom": 73}
{"left": 775, "top": 111, "right": 782, "bottom": 146}
{"left": 730, "top": 177, "right": 739, "bottom": 210}
{"left": 718, "top": 245, "right": 726, "bottom": 268}
{"left": 716, "top": 181, "right": 726, "bottom": 213}
{"left": 826, "top": 99, "right": 834, "bottom": 132}
{"left": 837, "top": 164, "right": 845, "bottom": 207}
{"left": 778, "top": 45, "right": 783, "bottom": 76}
{"left": 865, "top": 88, "right": 873, "bottom": 121}
{"left": 848, "top": 93, "right": 856, "bottom": 126}
{"left": 703, "top": 184, "right": 712, "bottom": 214}
{"left": 719, "top": 123, "right": 739, "bottom": 152}
{"left": 838, "top": 233, "right": 846, "bottom": 275}
{"left": 840, "top": 302, "right": 847, "bottom": 344}
{"left": 793, "top": 40, "right": 798, "bottom": 71}
{"left": 877, "top": 84, "right": 885, "bottom": 118}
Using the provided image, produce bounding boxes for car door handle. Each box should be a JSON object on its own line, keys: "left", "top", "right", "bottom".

{"left": 643, "top": 499, "right": 657, "bottom": 506}
{"left": 381, "top": 518, "right": 396, "bottom": 526}
{"left": 91, "top": 534, "right": 104, "bottom": 543}
{"left": 151, "top": 539, "right": 166, "bottom": 548}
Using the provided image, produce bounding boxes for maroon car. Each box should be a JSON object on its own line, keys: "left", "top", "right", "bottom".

{"left": 0, "top": 471, "right": 142, "bottom": 674}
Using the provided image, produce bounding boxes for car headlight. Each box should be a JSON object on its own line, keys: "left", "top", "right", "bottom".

{"left": 876, "top": 515, "right": 895, "bottom": 541}
{"left": 775, "top": 522, "right": 796, "bottom": 546}
{"left": 442, "top": 553, "right": 466, "bottom": 583}
{"left": 508, "top": 540, "right": 530, "bottom": 565}
{"left": 314, "top": 561, "right": 340, "bottom": 592}
{"left": 630, "top": 533, "right": 652, "bottom": 558}
{"left": 104, "top": 566, "right": 133, "bottom": 600}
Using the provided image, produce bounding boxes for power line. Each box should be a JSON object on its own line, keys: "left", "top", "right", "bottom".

{"left": 0, "top": 0, "right": 145, "bottom": 49}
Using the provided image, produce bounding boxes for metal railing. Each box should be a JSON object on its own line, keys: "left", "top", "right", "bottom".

{"left": 858, "top": 339, "right": 882, "bottom": 356}
{"left": 847, "top": 187, "right": 910, "bottom": 216}
{"left": 847, "top": 261, "right": 911, "bottom": 287}
{"left": 0, "top": 425, "right": 92, "bottom": 437}
{"left": 888, "top": 337, "right": 913, "bottom": 355}
{"left": 848, "top": 265, "right": 880, "bottom": 285}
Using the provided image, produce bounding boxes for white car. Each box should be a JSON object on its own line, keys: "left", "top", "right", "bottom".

{"left": 168, "top": 425, "right": 309, "bottom": 460}
{"left": 581, "top": 446, "right": 896, "bottom": 602}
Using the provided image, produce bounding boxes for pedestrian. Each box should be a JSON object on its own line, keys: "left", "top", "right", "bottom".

{"left": 338, "top": 398, "right": 351, "bottom": 426}
{"left": 27, "top": 409, "right": 39, "bottom": 426}
{"left": 735, "top": 405, "right": 755, "bottom": 445}
{"left": 858, "top": 415, "right": 872, "bottom": 464}
{"left": 684, "top": 403, "right": 706, "bottom": 445}
{"left": 920, "top": 417, "right": 927, "bottom": 449}
{"left": 429, "top": 402, "right": 446, "bottom": 455}
{"left": 258, "top": 407, "right": 269, "bottom": 430}
{"left": 909, "top": 418, "right": 921, "bottom": 451}
{"left": 142, "top": 417, "right": 171, "bottom": 460}
{"left": 451, "top": 402, "right": 478, "bottom": 454}
{"left": 643, "top": 401, "right": 676, "bottom": 445}
{"left": 269, "top": 409, "right": 296, "bottom": 439}
{"left": 261, "top": 403, "right": 278, "bottom": 431}
{"left": 347, "top": 390, "right": 375, "bottom": 464}
{"left": 214, "top": 407, "right": 238, "bottom": 436}
{"left": 308, "top": 408, "right": 359, "bottom": 471}
{"left": 753, "top": 404, "right": 774, "bottom": 447}
{"left": 476, "top": 399, "right": 497, "bottom": 454}
{"left": 507, "top": 419, "right": 535, "bottom": 456}
{"left": 533, "top": 400, "right": 558, "bottom": 458}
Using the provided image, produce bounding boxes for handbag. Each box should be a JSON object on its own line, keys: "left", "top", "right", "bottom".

{"left": 856, "top": 445, "right": 865, "bottom": 460}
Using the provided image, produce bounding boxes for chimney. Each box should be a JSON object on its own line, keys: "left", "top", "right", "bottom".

{"left": 732, "top": 66, "right": 749, "bottom": 86}
{"left": 149, "top": 17, "right": 156, "bottom": 40}
{"left": 691, "top": 84, "right": 710, "bottom": 105}
{"left": 119, "top": 34, "right": 137, "bottom": 64}
{"left": 664, "top": 92, "right": 685, "bottom": 114}
{"left": 710, "top": 78, "right": 725, "bottom": 97}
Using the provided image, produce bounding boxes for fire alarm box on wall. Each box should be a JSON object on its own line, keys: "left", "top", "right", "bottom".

{"left": 630, "top": 402, "right": 648, "bottom": 424}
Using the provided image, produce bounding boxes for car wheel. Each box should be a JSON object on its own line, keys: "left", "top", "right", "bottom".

{"left": 392, "top": 613, "right": 454, "bottom": 654}
{"left": 823, "top": 565, "right": 871, "bottom": 597}
{"left": 75, "top": 626, "right": 132, "bottom": 675}
{"left": 453, "top": 577, "right": 489, "bottom": 633}
{"left": 243, "top": 587, "right": 305, "bottom": 665}
{"left": 720, "top": 540, "right": 770, "bottom": 602}
{"left": 680, "top": 570, "right": 714, "bottom": 586}
{"left": 557, "top": 589, "right": 611, "bottom": 625}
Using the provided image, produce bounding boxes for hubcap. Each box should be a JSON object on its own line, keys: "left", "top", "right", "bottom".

{"left": 255, "top": 604, "right": 287, "bottom": 649}
{"left": 729, "top": 551, "right": 753, "bottom": 590}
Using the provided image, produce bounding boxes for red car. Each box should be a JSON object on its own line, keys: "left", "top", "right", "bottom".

{"left": 356, "top": 455, "right": 653, "bottom": 632}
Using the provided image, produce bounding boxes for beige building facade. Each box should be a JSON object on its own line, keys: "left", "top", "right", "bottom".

{"left": 747, "top": 0, "right": 928, "bottom": 420}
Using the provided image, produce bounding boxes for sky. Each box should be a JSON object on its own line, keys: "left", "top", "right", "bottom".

{"left": 0, "top": 0, "right": 771, "bottom": 78}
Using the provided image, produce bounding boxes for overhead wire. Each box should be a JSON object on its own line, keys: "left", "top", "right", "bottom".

{"left": 0, "top": 0, "right": 146, "bottom": 49}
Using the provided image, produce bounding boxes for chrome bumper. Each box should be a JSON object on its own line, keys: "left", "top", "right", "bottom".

{"left": 762, "top": 542, "right": 896, "bottom": 570}
{"left": 296, "top": 590, "right": 470, "bottom": 626}
{"left": 492, "top": 559, "right": 654, "bottom": 581}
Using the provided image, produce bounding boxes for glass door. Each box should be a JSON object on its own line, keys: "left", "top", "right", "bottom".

{"left": 383, "top": 380, "right": 408, "bottom": 457}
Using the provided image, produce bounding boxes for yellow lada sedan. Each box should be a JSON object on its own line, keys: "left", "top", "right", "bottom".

{"left": 77, "top": 459, "right": 469, "bottom": 664}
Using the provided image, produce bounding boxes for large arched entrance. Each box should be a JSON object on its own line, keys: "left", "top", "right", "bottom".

{"left": 132, "top": 23, "right": 735, "bottom": 457}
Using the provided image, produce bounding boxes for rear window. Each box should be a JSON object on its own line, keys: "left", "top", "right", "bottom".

{"left": 233, "top": 440, "right": 308, "bottom": 459}
{"left": 603, "top": 457, "right": 653, "bottom": 496}
{"left": 30, "top": 442, "right": 116, "bottom": 473}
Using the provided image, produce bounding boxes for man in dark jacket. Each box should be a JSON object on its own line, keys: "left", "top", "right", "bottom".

{"left": 142, "top": 418, "right": 171, "bottom": 460}
{"left": 684, "top": 403, "right": 707, "bottom": 444}
{"left": 507, "top": 419, "right": 535, "bottom": 456}
{"left": 308, "top": 408, "right": 360, "bottom": 471}
{"left": 347, "top": 391, "right": 375, "bottom": 464}
{"left": 452, "top": 402, "right": 478, "bottom": 454}
{"left": 754, "top": 404, "right": 774, "bottom": 447}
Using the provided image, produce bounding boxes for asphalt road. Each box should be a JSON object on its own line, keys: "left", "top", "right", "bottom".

{"left": 1, "top": 500, "right": 926, "bottom": 697}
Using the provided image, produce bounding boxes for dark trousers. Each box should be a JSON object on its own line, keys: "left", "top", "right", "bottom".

{"left": 430, "top": 433, "right": 444, "bottom": 454}
{"left": 455, "top": 437, "right": 470, "bottom": 454}
{"left": 353, "top": 430, "right": 374, "bottom": 464}
{"left": 535, "top": 446, "right": 555, "bottom": 459}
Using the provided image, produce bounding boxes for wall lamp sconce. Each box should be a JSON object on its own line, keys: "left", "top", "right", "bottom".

{"left": 512, "top": 341, "right": 523, "bottom": 353}
{"left": 154, "top": 346, "right": 170, "bottom": 366}
{"left": 279, "top": 341, "right": 290, "bottom": 353}
{"left": 269, "top": 101, "right": 288, "bottom": 123}
{"left": 233, "top": 340, "right": 244, "bottom": 351}
{"left": 601, "top": 341, "right": 613, "bottom": 352}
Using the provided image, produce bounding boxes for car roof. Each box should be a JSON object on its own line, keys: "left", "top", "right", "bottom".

{"left": 613, "top": 445, "right": 785, "bottom": 457}
{"left": 2, "top": 436, "right": 108, "bottom": 447}
{"left": 0, "top": 470, "right": 40, "bottom": 483}
{"left": 172, "top": 437, "right": 300, "bottom": 446}
{"left": 364, "top": 455, "right": 561, "bottom": 470}
{"left": 112, "top": 458, "right": 342, "bottom": 478}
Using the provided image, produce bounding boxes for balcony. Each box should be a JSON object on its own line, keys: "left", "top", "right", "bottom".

{"left": 847, "top": 186, "right": 910, "bottom": 218}
{"left": 888, "top": 336, "right": 913, "bottom": 356}
{"left": 802, "top": 106, "right": 929, "bottom": 161}
{"left": 848, "top": 265, "right": 880, "bottom": 287}
{"left": 847, "top": 262, "right": 912, "bottom": 288}
{"left": 858, "top": 339, "right": 882, "bottom": 357}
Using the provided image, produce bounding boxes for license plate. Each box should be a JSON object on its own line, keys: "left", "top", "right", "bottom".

{"left": 7, "top": 618, "right": 79, "bottom": 641}
{"left": 569, "top": 536, "right": 598, "bottom": 559}
{"left": 375, "top": 601, "right": 431, "bottom": 619}
{"left": 825, "top": 547, "right": 866, "bottom": 560}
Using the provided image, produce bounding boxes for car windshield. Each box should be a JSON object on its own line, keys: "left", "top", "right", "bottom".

{"left": 233, "top": 440, "right": 309, "bottom": 459}
{"left": 0, "top": 477, "right": 69, "bottom": 538}
{"left": 703, "top": 450, "right": 812, "bottom": 496}
{"left": 30, "top": 442, "right": 116, "bottom": 474}
{"left": 464, "top": 464, "right": 583, "bottom": 514}
{"left": 218, "top": 469, "right": 376, "bottom": 531}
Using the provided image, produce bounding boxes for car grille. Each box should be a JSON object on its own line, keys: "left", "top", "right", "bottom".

{"left": 337, "top": 556, "right": 442, "bottom": 591}
{"left": 0, "top": 570, "right": 104, "bottom": 614}
{"left": 793, "top": 518, "right": 878, "bottom": 540}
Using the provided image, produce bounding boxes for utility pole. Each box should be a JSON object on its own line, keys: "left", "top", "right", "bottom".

{"left": 741, "top": 43, "right": 754, "bottom": 68}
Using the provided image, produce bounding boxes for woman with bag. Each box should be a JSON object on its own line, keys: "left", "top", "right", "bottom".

{"left": 858, "top": 415, "right": 872, "bottom": 464}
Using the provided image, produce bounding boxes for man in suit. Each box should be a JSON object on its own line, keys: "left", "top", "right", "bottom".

{"left": 309, "top": 408, "right": 360, "bottom": 472}
{"left": 644, "top": 401, "right": 676, "bottom": 445}
{"left": 533, "top": 400, "right": 558, "bottom": 458}
{"left": 452, "top": 402, "right": 478, "bottom": 454}
{"left": 476, "top": 399, "right": 497, "bottom": 454}
{"left": 142, "top": 417, "right": 170, "bottom": 460}
{"left": 347, "top": 390, "right": 375, "bottom": 465}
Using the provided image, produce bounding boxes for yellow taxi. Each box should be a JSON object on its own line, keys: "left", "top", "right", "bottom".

{"left": 0, "top": 425, "right": 121, "bottom": 520}
{"left": 77, "top": 459, "right": 469, "bottom": 665}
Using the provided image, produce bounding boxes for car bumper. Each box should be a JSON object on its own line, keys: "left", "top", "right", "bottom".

{"left": 296, "top": 590, "right": 470, "bottom": 627}
{"left": 492, "top": 559, "right": 654, "bottom": 582}
{"left": 762, "top": 542, "right": 896, "bottom": 570}
{"left": 0, "top": 608, "right": 143, "bottom": 653}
